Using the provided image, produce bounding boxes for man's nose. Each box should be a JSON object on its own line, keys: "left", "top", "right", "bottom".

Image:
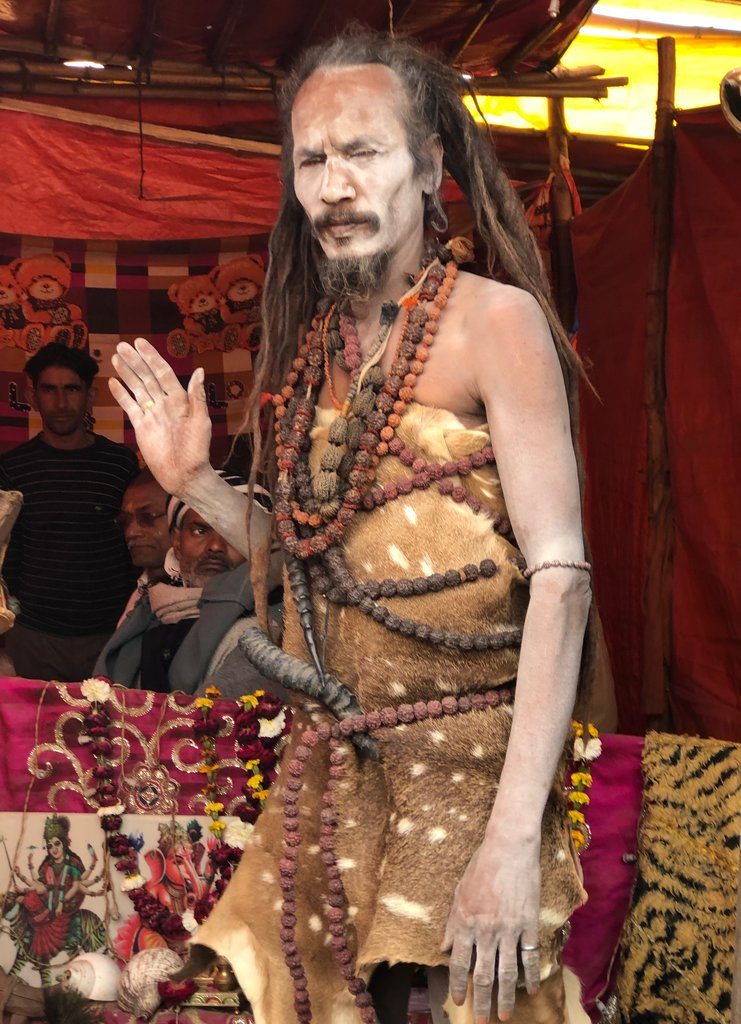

{"left": 205, "top": 532, "right": 228, "bottom": 553}
{"left": 320, "top": 156, "right": 356, "bottom": 204}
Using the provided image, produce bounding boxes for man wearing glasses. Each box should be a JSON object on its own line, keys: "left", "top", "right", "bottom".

{"left": 115, "top": 469, "right": 170, "bottom": 624}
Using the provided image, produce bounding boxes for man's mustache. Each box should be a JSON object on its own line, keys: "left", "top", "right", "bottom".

{"left": 196, "top": 555, "right": 230, "bottom": 572}
{"left": 313, "top": 211, "right": 381, "bottom": 233}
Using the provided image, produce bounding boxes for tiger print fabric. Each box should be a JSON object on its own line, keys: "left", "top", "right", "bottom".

{"left": 616, "top": 731, "right": 741, "bottom": 1023}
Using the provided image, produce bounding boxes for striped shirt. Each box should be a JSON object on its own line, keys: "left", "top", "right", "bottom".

{"left": 0, "top": 434, "right": 138, "bottom": 636}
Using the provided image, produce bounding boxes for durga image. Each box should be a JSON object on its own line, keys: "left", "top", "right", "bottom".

{"left": 3, "top": 814, "right": 106, "bottom": 983}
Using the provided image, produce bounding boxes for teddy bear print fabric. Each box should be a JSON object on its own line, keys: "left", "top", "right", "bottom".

{"left": 0, "top": 253, "right": 88, "bottom": 351}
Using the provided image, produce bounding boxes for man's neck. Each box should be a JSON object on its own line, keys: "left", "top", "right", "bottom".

{"left": 351, "top": 230, "right": 425, "bottom": 332}
{"left": 40, "top": 427, "right": 94, "bottom": 451}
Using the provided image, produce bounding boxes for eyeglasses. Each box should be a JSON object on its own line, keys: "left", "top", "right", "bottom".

{"left": 114, "top": 511, "right": 167, "bottom": 530}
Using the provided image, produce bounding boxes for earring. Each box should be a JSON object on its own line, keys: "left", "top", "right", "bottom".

{"left": 424, "top": 191, "right": 448, "bottom": 234}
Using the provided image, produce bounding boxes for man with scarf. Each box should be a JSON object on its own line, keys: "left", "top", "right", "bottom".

{"left": 95, "top": 472, "right": 272, "bottom": 694}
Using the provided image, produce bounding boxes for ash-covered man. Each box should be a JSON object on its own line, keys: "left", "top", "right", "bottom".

{"left": 108, "top": 30, "right": 607, "bottom": 1024}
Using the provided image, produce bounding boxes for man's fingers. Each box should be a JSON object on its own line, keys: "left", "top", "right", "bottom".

{"left": 448, "top": 930, "right": 474, "bottom": 1007}
{"left": 111, "top": 352, "right": 156, "bottom": 408}
{"left": 496, "top": 939, "right": 518, "bottom": 1022}
{"left": 520, "top": 934, "right": 541, "bottom": 996}
{"left": 187, "top": 367, "right": 207, "bottom": 409}
{"left": 135, "top": 337, "right": 183, "bottom": 396}
{"left": 108, "top": 378, "right": 142, "bottom": 423}
{"left": 472, "top": 940, "right": 497, "bottom": 1024}
{"left": 115, "top": 338, "right": 168, "bottom": 401}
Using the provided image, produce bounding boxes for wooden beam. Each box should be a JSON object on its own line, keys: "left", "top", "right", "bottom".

{"left": 0, "top": 36, "right": 277, "bottom": 79}
{"left": 0, "top": 95, "right": 281, "bottom": 156}
{"left": 642, "top": 36, "right": 676, "bottom": 724}
{"left": 0, "top": 80, "right": 273, "bottom": 101}
{"left": 44, "top": 0, "right": 62, "bottom": 56}
{"left": 547, "top": 96, "right": 577, "bottom": 327}
{"left": 0, "top": 58, "right": 271, "bottom": 91}
{"left": 498, "top": 0, "right": 586, "bottom": 74}
{"left": 447, "top": 0, "right": 507, "bottom": 64}
{"left": 210, "top": 0, "right": 246, "bottom": 68}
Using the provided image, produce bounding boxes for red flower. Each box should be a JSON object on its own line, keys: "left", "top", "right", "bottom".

{"left": 237, "top": 742, "right": 265, "bottom": 762}
{"left": 194, "top": 893, "right": 217, "bottom": 924}
{"left": 193, "top": 718, "right": 220, "bottom": 739}
{"left": 114, "top": 857, "right": 139, "bottom": 874}
{"left": 100, "top": 814, "right": 122, "bottom": 832}
{"left": 157, "top": 978, "right": 196, "bottom": 1008}
{"left": 107, "top": 834, "right": 132, "bottom": 856}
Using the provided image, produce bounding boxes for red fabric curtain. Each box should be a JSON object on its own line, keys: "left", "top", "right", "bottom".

{"left": 573, "top": 110, "right": 740, "bottom": 740}
{"left": 1, "top": 109, "right": 281, "bottom": 240}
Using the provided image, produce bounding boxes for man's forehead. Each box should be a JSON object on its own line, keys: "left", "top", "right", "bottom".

{"left": 36, "top": 367, "right": 85, "bottom": 387}
{"left": 292, "top": 63, "right": 407, "bottom": 138}
{"left": 124, "top": 482, "right": 165, "bottom": 510}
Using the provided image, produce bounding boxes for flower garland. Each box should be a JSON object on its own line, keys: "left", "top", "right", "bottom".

{"left": 568, "top": 721, "right": 602, "bottom": 852}
{"left": 80, "top": 678, "right": 289, "bottom": 942}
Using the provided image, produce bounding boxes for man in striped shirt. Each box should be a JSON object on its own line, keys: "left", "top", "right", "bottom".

{"left": 0, "top": 344, "right": 138, "bottom": 681}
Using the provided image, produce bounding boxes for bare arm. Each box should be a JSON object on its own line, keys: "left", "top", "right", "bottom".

{"left": 109, "top": 338, "right": 270, "bottom": 558}
{"left": 444, "top": 289, "right": 590, "bottom": 1023}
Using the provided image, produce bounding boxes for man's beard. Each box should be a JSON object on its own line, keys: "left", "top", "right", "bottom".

{"left": 316, "top": 248, "right": 392, "bottom": 303}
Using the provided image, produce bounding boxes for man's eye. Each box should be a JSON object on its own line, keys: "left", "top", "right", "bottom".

{"left": 300, "top": 156, "right": 324, "bottom": 168}
{"left": 351, "top": 150, "right": 375, "bottom": 159}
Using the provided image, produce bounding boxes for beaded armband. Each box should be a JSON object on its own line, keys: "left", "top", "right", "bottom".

{"left": 523, "top": 559, "right": 592, "bottom": 581}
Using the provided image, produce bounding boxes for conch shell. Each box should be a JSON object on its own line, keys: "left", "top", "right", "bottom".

{"left": 117, "top": 947, "right": 184, "bottom": 1020}
{"left": 58, "top": 952, "right": 121, "bottom": 1001}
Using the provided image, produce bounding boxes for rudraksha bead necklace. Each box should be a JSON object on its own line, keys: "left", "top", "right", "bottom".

{"left": 272, "top": 250, "right": 460, "bottom": 561}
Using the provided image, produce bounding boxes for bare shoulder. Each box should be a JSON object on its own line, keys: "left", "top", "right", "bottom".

{"left": 454, "top": 272, "right": 560, "bottom": 392}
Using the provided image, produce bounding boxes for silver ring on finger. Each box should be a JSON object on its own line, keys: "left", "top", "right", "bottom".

{"left": 520, "top": 944, "right": 539, "bottom": 951}
{"left": 140, "top": 399, "right": 155, "bottom": 413}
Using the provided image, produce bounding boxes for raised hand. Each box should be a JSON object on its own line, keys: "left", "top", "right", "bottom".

{"left": 109, "top": 337, "right": 212, "bottom": 498}
{"left": 442, "top": 831, "right": 541, "bottom": 1023}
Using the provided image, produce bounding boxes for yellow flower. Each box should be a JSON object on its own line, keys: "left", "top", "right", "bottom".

{"left": 195, "top": 697, "right": 214, "bottom": 710}
{"left": 568, "top": 809, "right": 585, "bottom": 824}
{"left": 571, "top": 828, "right": 586, "bottom": 849}
{"left": 247, "top": 773, "right": 264, "bottom": 790}
{"left": 244, "top": 759, "right": 259, "bottom": 771}
{"left": 198, "top": 762, "right": 220, "bottom": 773}
{"left": 209, "top": 821, "right": 226, "bottom": 835}
{"left": 204, "top": 801, "right": 224, "bottom": 815}
{"left": 204, "top": 685, "right": 221, "bottom": 698}
{"left": 254, "top": 690, "right": 265, "bottom": 698}
{"left": 570, "top": 772, "right": 593, "bottom": 788}
{"left": 569, "top": 790, "right": 590, "bottom": 806}
{"left": 255, "top": 790, "right": 270, "bottom": 802}
{"left": 240, "top": 693, "right": 259, "bottom": 709}
{"left": 571, "top": 721, "right": 584, "bottom": 738}
{"left": 588, "top": 723, "right": 599, "bottom": 738}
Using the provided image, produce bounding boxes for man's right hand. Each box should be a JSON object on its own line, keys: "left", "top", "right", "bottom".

{"left": 109, "top": 338, "right": 212, "bottom": 498}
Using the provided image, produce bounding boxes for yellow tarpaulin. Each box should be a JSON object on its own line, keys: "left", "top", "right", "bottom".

{"left": 466, "top": 0, "right": 741, "bottom": 140}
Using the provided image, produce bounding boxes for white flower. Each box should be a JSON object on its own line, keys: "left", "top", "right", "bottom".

{"left": 121, "top": 873, "right": 145, "bottom": 892}
{"left": 78, "top": 734, "right": 92, "bottom": 745}
{"left": 258, "top": 709, "right": 286, "bottom": 740}
{"left": 222, "top": 818, "right": 254, "bottom": 851}
{"left": 97, "top": 802, "right": 125, "bottom": 817}
{"left": 582, "top": 737, "right": 602, "bottom": 761}
{"left": 81, "top": 677, "right": 112, "bottom": 704}
{"left": 181, "top": 909, "right": 199, "bottom": 934}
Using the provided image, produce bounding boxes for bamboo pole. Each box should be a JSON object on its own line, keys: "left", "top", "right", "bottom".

{"left": 546, "top": 97, "right": 578, "bottom": 328}
{"left": 642, "top": 37, "right": 676, "bottom": 723}
{"left": 0, "top": 96, "right": 281, "bottom": 156}
{"left": 0, "top": 58, "right": 272, "bottom": 90}
{"left": 0, "top": 77, "right": 622, "bottom": 101}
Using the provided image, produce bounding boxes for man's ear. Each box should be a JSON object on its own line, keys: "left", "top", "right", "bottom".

{"left": 172, "top": 527, "right": 182, "bottom": 559}
{"left": 86, "top": 385, "right": 98, "bottom": 410}
{"left": 26, "top": 383, "right": 37, "bottom": 411}
{"left": 421, "top": 133, "right": 444, "bottom": 196}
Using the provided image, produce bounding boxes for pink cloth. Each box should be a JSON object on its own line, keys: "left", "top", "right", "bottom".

{"left": 563, "top": 733, "right": 644, "bottom": 1020}
{"left": 0, "top": 677, "right": 242, "bottom": 814}
{"left": 0, "top": 678, "right": 643, "bottom": 1017}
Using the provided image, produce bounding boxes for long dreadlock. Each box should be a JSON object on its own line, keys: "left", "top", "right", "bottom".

{"left": 245, "top": 26, "right": 596, "bottom": 708}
